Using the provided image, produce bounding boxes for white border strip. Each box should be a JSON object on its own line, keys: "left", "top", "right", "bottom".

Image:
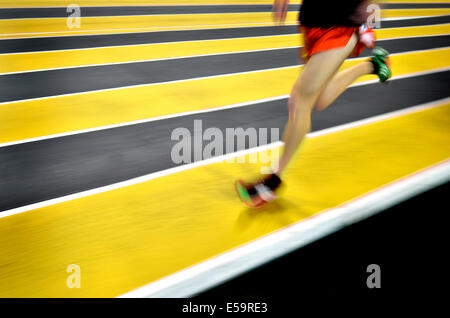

{"left": 1, "top": 66, "right": 448, "bottom": 149}
{"left": 0, "top": 97, "right": 448, "bottom": 220}
{"left": 119, "top": 159, "right": 450, "bottom": 298}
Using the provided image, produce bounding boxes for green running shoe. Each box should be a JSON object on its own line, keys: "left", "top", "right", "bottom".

{"left": 371, "top": 47, "right": 392, "bottom": 83}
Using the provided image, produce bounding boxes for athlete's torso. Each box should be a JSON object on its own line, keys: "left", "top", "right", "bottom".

{"left": 299, "top": 0, "right": 370, "bottom": 27}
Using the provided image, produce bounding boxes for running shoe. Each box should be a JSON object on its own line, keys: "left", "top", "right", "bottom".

{"left": 235, "top": 174, "right": 282, "bottom": 208}
{"left": 371, "top": 47, "right": 392, "bottom": 83}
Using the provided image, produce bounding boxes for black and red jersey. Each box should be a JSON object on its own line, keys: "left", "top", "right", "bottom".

{"left": 299, "top": 0, "right": 371, "bottom": 27}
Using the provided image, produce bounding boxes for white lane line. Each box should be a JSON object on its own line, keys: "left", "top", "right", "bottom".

{"left": 381, "top": 21, "right": 450, "bottom": 30}
{"left": 0, "top": 21, "right": 300, "bottom": 38}
{"left": 382, "top": 15, "right": 450, "bottom": 21}
{"left": 0, "top": 23, "right": 299, "bottom": 41}
{"left": 1, "top": 5, "right": 291, "bottom": 8}
{"left": 0, "top": 64, "right": 297, "bottom": 107}
{"left": 3, "top": 11, "right": 445, "bottom": 20}
{"left": 0, "top": 65, "right": 448, "bottom": 149}
{"left": 0, "top": 95, "right": 288, "bottom": 149}
{"left": 1, "top": 18, "right": 448, "bottom": 55}
{"left": 308, "top": 96, "right": 450, "bottom": 138}
{"left": 0, "top": 33, "right": 298, "bottom": 56}
{"left": 3, "top": 11, "right": 447, "bottom": 21}
{"left": 0, "top": 12, "right": 290, "bottom": 20}
{"left": 5, "top": 4, "right": 450, "bottom": 8}
{"left": 1, "top": 23, "right": 448, "bottom": 57}
{"left": 0, "top": 46, "right": 447, "bottom": 106}
{"left": 0, "top": 45, "right": 301, "bottom": 75}
{"left": 2, "top": 30, "right": 449, "bottom": 75}
{"left": 119, "top": 158, "right": 450, "bottom": 298}
{"left": 1, "top": 14, "right": 447, "bottom": 40}
{"left": 1, "top": 22, "right": 448, "bottom": 57}
{"left": 0, "top": 97, "right": 448, "bottom": 220}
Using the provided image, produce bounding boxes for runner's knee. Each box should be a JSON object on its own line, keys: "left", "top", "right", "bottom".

{"left": 297, "top": 80, "right": 320, "bottom": 99}
{"left": 313, "top": 98, "right": 327, "bottom": 112}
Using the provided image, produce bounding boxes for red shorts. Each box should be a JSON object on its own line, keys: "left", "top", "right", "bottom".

{"left": 300, "top": 26, "right": 365, "bottom": 61}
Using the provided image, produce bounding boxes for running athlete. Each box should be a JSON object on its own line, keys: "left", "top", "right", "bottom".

{"left": 235, "top": 0, "right": 392, "bottom": 207}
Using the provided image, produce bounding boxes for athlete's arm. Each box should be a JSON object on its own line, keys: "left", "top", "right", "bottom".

{"left": 272, "top": 0, "right": 290, "bottom": 23}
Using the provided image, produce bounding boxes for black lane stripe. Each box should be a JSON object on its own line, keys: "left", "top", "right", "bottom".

{"left": 0, "top": 5, "right": 298, "bottom": 19}
{"left": 0, "top": 71, "right": 448, "bottom": 212}
{"left": 1, "top": 35, "right": 448, "bottom": 103}
{"left": 385, "top": 3, "right": 450, "bottom": 9}
{"left": 0, "top": 26, "right": 300, "bottom": 54}
{"left": 1, "top": 15, "right": 449, "bottom": 54}
{"left": 1, "top": 3, "right": 450, "bottom": 19}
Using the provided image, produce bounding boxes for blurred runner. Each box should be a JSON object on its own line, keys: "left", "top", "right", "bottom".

{"left": 236, "top": 0, "right": 392, "bottom": 207}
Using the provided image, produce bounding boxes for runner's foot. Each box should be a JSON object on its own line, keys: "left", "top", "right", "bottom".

{"left": 235, "top": 174, "right": 282, "bottom": 208}
{"left": 371, "top": 47, "right": 392, "bottom": 83}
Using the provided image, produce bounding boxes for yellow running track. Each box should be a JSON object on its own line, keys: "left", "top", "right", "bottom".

{"left": 1, "top": 0, "right": 449, "bottom": 299}
{"left": 2, "top": 24, "right": 449, "bottom": 74}
{"left": 1, "top": 0, "right": 448, "bottom": 7}
{"left": 1, "top": 48, "right": 449, "bottom": 145}
{"left": 0, "top": 102, "right": 448, "bottom": 297}
{"left": 1, "top": 9, "right": 449, "bottom": 39}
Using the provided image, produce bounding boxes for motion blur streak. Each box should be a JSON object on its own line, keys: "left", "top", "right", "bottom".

{"left": 0, "top": 0, "right": 449, "bottom": 298}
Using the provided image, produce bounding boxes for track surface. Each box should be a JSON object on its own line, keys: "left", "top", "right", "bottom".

{"left": 199, "top": 181, "right": 449, "bottom": 301}
{"left": 0, "top": 1, "right": 449, "bottom": 298}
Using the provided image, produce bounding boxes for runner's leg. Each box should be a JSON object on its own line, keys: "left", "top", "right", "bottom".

{"left": 276, "top": 33, "right": 359, "bottom": 175}
{"left": 282, "top": 71, "right": 303, "bottom": 144}
{"left": 313, "top": 61, "right": 374, "bottom": 112}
